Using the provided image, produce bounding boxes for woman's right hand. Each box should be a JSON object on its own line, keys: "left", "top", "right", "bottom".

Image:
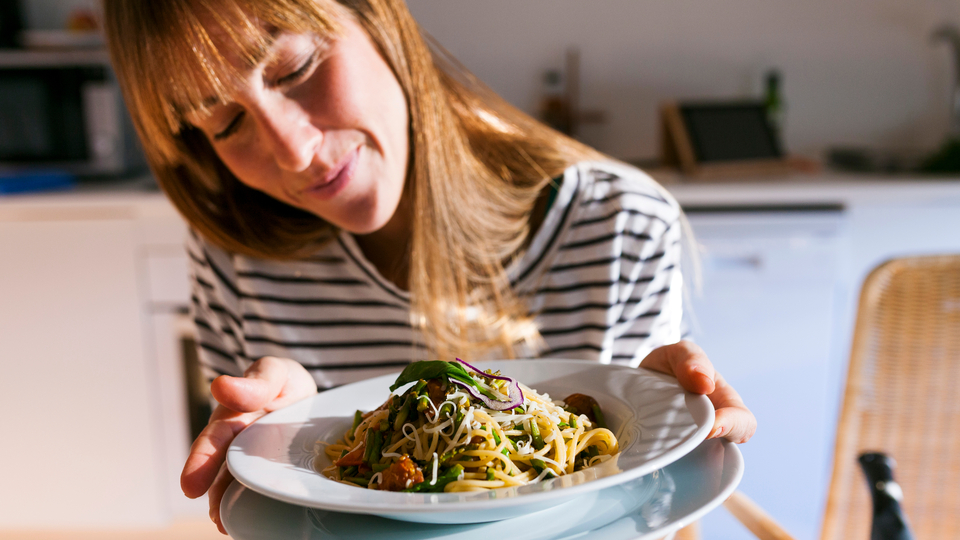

{"left": 180, "top": 356, "right": 317, "bottom": 534}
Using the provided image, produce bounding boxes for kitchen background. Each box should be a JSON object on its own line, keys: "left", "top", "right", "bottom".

{"left": 17, "top": 0, "right": 960, "bottom": 162}
{"left": 3, "top": 1, "right": 960, "bottom": 539}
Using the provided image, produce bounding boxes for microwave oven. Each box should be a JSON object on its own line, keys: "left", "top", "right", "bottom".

{"left": 0, "top": 50, "right": 146, "bottom": 177}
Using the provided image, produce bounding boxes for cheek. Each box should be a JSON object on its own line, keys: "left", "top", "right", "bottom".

{"left": 216, "top": 145, "right": 278, "bottom": 195}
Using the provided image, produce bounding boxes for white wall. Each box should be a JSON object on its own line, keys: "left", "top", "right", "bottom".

{"left": 406, "top": 0, "right": 960, "bottom": 161}
{"left": 27, "top": 0, "right": 960, "bottom": 160}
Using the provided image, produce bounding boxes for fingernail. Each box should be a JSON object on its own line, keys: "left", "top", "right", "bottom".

{"left": 709, "top": 426, "right": 724, "bottom": 439}
{"left": 691, "top": 366, "right": 712, "bottom": 383}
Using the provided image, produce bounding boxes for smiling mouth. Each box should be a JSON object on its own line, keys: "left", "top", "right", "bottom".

{"left": 301, "top": 147, "right": 360, "bottom": 199}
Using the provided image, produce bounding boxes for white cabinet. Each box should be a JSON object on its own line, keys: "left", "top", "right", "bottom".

{"left": 0, "top": 195, "right": 199, "bottom": 529}
{"left": 686, "top": 210, "right": 845, "bottom": 540}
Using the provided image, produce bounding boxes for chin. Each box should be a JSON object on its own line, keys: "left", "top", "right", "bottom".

{"left": 338, "top": 210, "right": 392, "bottom": 236}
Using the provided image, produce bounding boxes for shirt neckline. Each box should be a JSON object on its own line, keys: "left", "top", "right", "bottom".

{"left": 336, "top": 233, "right": 411, "bottom": 303}
{"left": 339, "top": 164, "right": 581, "bottom": 302}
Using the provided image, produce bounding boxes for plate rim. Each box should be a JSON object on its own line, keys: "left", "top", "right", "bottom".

{"left": 221, "top": 439, "right": 744, "bottom": 540}
{"left": 227, "top": 359, "right": 715, "bottom": 516}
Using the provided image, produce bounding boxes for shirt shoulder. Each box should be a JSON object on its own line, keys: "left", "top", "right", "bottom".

{"left": 573, "top": 160, "right": 681, "bottom": 229}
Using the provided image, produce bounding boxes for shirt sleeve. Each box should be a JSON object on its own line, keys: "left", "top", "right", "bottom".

{"left": 186, "top": 230, "right": 248, "bottom": 383}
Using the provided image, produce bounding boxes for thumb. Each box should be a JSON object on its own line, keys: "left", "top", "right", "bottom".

{"left": 640, "top": 341, "right": 717, "bottom": 395}
{"left": 210, "top": 356, "right": 289, "bottom": 413}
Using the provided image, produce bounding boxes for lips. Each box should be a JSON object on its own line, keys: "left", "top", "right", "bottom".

{"left": 302, "top": 147, "right": 360, "bottom": 201}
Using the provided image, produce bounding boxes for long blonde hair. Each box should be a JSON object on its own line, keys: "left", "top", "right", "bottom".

{"left": 104, "top": 0, "right": 603, "bottom": 360}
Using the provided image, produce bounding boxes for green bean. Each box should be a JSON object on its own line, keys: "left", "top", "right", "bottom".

{"left": 501, "top": 447, "right": 510, "bottom": 456}
{"left": 486, "top": 468, "right": 495, "bottom": 481}
{"left": 362, "top": 429, "right": 377, "bottom": 463}
{"left": 404, "top": 464, "right": 464, "bottom": 492}
{"left": 372, "top": 463, "right": 390, "bottom": 473}
{"left": 569, "top": 415, "right": 578, "bottom": 429}
{"left": 438, "top": 402, "right": 455, "bottom": 418}
{"left": 351, "top": 410, "right": 364, "bottom": 431}
{"left": 379, "top": 418, "right": 389, "bottom": 432}
{"left": 393, "top": 394, "right": 414, "bottom": 430}
{"left": 417, "top": 396, "right": 431, "bottom": 412}
{"left": 530, "top": 459, "right": 547, "bottom": 473}
{"left": 343, "top": 476, "right": 370, "bottom": 486}
{"left": 591, "top": 404, "right": 607, "bottom": 429}
{"left": 529, "top": 419, "right": 544, "bottom": 450}
{"left": 366, "top": 430, "right": 383, "bottom": 464}
{"left": 492, "top": 430, "right": 501, "bottom": 445}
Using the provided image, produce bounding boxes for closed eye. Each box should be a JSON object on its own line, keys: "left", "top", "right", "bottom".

{"left": 213, "top": 111, "right": 245, "bottom": 141}
{"left": 277, "top": 50, "right": 319, "bottom": 86}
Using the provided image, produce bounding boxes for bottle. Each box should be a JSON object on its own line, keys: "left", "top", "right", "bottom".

{"left": 763, "top": 69, "right": 785, "bottom": 140}
{"left": 539, "top": 69, "right": 571, "bottom": 135}
{"left": 858, "top": 452, "right": 914, "bottom": 540}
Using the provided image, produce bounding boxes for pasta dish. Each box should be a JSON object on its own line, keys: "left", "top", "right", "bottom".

{"left": 321, "top": 359, "right": 619, "bottom": 492}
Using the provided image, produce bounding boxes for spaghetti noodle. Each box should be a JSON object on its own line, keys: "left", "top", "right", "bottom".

{"left": 320, "top": 359, "right": 619, "bottom": 492}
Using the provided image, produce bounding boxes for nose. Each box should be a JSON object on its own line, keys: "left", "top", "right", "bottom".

{"left": 254, "top": 96, "right": 322, "bottom": 172}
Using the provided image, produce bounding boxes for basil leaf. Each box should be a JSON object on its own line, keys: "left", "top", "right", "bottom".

{"left": 389, "top": 361, "right": 460, "bottom": 391}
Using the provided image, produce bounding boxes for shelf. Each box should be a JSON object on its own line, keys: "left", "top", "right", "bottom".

{"left": 0, "top": 48, "right": 111, "bottom": 68}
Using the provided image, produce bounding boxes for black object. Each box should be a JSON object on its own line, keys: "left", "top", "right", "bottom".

{"left": 920, "top": 137, "right": 960, "bottom": 174}
{"left": 0, "top": 0, "right": 23, "bottom": 49}
{"left": 678, "top": 101, "right": 783, "bottom": 163}
{"left": 858, "top": 452, "right": 914, "bottom": 540}
{"left": 0, "top": 66, "right": 107, "bottom": 162}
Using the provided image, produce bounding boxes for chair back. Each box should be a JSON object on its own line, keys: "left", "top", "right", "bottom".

{"left": 821, "top": 255, "right": 960, "bottom": 540}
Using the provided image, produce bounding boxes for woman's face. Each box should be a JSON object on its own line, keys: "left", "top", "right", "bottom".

{"left": 186, "top": 18, "right": 409, "bottom": 236}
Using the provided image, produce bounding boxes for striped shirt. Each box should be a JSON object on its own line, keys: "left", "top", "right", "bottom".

{"left": 189, "top": 161, "right": 683, "bottom": 390}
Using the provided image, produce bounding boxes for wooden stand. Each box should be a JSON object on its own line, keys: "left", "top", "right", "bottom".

{"left": 659, "top": 101, "right": 796, "bottom": 180}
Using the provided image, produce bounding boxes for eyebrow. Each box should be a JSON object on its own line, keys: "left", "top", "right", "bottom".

{"left": 198, "top": 27, "right": 284, "bottom": 107}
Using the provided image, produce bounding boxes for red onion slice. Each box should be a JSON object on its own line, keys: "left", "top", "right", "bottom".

{"left": 452, "top": 358, "right": 524, "bottom": 410}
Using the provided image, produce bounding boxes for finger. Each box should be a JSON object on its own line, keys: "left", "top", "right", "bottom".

{"left": 181, "top": 406, "right": 261, "bottom": 499}
{"left": 208, "top": 463, "right": 234, "bottom": 535}
{"left": 710, "top": 405, "right": 757, "bottom": 444}
{"left": 211, "top": 356, "right": 290, "bottom": 413}
{"left": 640, "top": 341, "right": 716, "bottom": 395}
{"left": 706, "top": 373, "right": 756, "bottom": 443}
{"left": 263, "top": 359, "right": 319, "bottom": 413}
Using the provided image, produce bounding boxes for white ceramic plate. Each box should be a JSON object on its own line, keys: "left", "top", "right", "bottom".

{"left": 222, "top": 438, "right": 743, "bottom": 540}
{"left": 226, "top": 360, "right": 714, "bottom": 524}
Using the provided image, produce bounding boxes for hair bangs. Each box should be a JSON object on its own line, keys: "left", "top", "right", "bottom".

{"left": 106, "top": 0, "right": 347, "bottom": 164}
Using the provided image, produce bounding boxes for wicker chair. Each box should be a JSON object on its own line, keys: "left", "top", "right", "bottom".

{"left": 676, "top": 254, "right": 960, "bottom": 540}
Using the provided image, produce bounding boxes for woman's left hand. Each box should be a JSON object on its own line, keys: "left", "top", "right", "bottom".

{"left": 639, "top": 341, "right": 756, "bottom": 443}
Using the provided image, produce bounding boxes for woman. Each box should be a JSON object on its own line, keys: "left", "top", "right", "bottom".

{"left": 104, "top": 0, "right": 755, "bottom": 533}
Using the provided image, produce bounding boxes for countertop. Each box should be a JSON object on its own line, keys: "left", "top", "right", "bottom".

{"left": 3, "top": 172, "right": 960, "bottom": 217}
